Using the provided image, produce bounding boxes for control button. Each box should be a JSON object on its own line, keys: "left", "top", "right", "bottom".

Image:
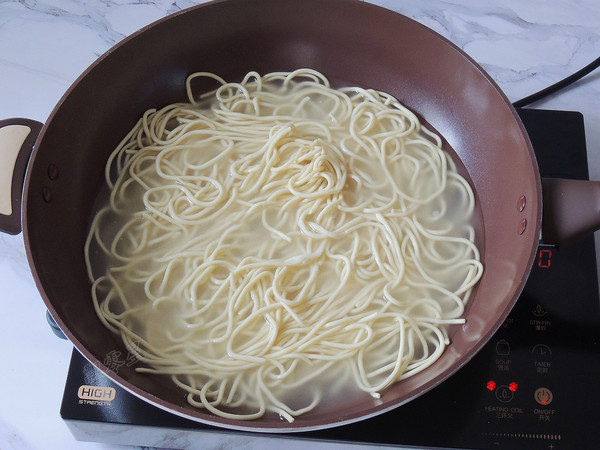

{"left": 534, "top": 387, "right": 553, "bottom": 405}
{"left": 532, "top": 304, "right": 548, "bottom": 317}
{"left": 496, "top": 385, "right": 515, "bottom": 403}
{"left": 495, "top": 339, "right": 510, "bottom": 355}
{"left": 532, "top": 344, "right": 552, "bottom": 356}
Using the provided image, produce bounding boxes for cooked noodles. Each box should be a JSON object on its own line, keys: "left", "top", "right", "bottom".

{"left": 84, "top": 68, "right": 483, "bottom": 422}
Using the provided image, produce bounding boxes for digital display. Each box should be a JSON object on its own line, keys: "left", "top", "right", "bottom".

{"left": 537, "top": 249, "right": 552, "bottom": 268}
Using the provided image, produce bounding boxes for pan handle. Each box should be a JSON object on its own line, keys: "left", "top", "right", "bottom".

{"left": 0, "top": 118, "right": 43, "bottom": 235}
{"left": 541, "top": 177, "right": 600, "bottom": 246}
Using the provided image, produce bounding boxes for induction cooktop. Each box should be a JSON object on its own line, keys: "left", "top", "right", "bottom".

{"left": 60, "top": 108, "right": 600, "bottom": 449}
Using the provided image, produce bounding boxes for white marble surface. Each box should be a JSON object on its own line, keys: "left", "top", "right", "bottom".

{"left": 1, "top": 0, "right": 599, "bottom": 449}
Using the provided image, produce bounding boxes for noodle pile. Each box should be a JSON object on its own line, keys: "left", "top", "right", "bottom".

{"left": 84, "top": 69, "right": 483, "bottom": 422}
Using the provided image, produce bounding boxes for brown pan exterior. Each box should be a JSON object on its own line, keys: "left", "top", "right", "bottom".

{"left": 22, "top": 0, "right": 540, "bottom": 431}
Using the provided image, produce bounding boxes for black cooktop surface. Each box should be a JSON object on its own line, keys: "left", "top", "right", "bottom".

{"left": 61, "top": 108, "right": 600, "bottom": 449}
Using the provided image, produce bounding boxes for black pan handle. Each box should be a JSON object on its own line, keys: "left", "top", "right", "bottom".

{"left": 0, "top": 118, "right": 43, "bottom": 235}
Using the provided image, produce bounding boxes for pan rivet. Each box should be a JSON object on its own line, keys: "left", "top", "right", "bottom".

{"left": 47, "top": 164, "right": 59, "bottom": 181}
{"left": 518, "top": 195, "right": 526, "bottom": 212}
{"left": 42, "top": 186, "right": 52, "bottom": 203}
{"left": 518, "top": 218, "right": 527, "bottom": 235}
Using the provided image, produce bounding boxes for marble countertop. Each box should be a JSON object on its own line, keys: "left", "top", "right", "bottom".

{"left": 1, "top": 1, "right": 599, "bottom": 449}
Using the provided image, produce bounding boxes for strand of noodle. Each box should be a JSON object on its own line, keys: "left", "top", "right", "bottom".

{"left": 189, "top": 378, "right": 267, "bottom": 421}
{"left": 354, "top": 317, "right": 409, "bottom": 395}
{"left": 185, "top": 72, "right": 227, "bottom": 104}
{"left": 104, "top": 118, "right": 144, "bottom": 188}
{"left": 255, "top": 366, "right": 321, "bottom": 423}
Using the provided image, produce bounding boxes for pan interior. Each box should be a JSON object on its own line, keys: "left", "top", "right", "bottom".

{"left": 23, "top": 0, "right": 540, "bottom": 431}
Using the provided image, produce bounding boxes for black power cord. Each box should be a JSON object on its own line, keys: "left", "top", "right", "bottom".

{"left": 512, "top": 55, "right": 600, "bottom": 108}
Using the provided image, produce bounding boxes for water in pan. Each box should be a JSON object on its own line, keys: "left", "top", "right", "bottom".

{"left": 84, "top": 69, "right": 483, "bottom": 423}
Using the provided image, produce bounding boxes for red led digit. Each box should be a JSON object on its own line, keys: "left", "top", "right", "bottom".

{"left": 486, "top": 381, "right": 496, "bottom": 391}
{"left": 538, "top": 249, "right": 552, "bottom": 268}
{"left": 509, "top": 382, "right": 518, "bottom": 392}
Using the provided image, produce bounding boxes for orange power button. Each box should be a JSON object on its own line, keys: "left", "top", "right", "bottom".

{"left": 534, "top": 387, "right": 553, "bottom": 406}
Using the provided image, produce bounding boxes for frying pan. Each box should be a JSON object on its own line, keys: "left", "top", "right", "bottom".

{"left": 0, "top": 0, "right": 598, "bottom": 432}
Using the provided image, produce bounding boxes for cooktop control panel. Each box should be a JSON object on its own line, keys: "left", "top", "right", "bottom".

{"left": 468, "top": 241, "right": 599, "bottom": 449}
